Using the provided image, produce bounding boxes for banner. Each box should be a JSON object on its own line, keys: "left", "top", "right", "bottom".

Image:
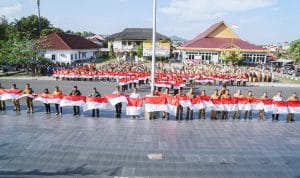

{"left": 126, "top": 98, "right": 143, "bottom": 116}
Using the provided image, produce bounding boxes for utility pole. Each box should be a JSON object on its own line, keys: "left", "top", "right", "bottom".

{"left": 37, "top": 0, "right": 41, "bottom": 36}
{"left": 150, "top": 0, "right": 157, "bottom": 93}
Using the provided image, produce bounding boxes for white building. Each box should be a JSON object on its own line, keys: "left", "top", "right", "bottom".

{"left": 37, "top": 32, "right": 101, "bottom": 63}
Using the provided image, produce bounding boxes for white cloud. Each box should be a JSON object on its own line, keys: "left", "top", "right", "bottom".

{"left": 0, "top": 2, "right": 22, "bottom": 16}
{"left": 160, "top": 0, "right": 277, "bottom": 21}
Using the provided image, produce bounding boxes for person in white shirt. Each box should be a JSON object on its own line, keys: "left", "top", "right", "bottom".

{"left": 272, "top": 91, "right": 283, "bottom": 121}
{"left": 113, "top": 86, "right": 122, "bottom": 118}
{"left": 129, "top": 87, "right": 141, "bottom": 119}
{"left": 129, "top": 87, "right": 140, "bottom": 98}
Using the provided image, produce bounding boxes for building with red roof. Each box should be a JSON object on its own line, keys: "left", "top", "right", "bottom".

{"left": 37, "top": 32, "right": 101, "bottom": 63}
{"left": 177, "top": 21, "right": 268, "bottom": 64}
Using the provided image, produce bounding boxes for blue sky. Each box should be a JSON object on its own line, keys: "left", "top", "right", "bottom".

{"left": 1, "top": 0, "right": 300, "bottom": 44}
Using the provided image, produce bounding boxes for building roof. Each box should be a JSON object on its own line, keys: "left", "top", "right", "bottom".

{"left": 107, "top": 28, "right": 170, "bottom": 41}
{"left": 180, "top": 21, "right": 266, "bottom": 52}
{"left": 37, "top": 33, "right": 101, "bottom": 50}
{"left": 87, "top": 34, "right": 105, "bottom": 41}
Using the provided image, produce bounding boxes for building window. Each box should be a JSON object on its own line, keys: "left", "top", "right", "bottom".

{"left": 128, "top": 41, "right": 132, "bottom": 46}
{"left": 75, "top": 54, "right": 77, "bottom": 59}
{"left": 51, "top": 55, "right": 55, "bottom": 60}
{"left": 71, "top": 54, "right": 73, "bottom": 60}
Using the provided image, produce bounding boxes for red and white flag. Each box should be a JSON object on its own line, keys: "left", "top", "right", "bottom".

{"left": 176, "top": 95, "right": 191, "bottom": 108}
{"left": 200, "top": 96, "right": 214, "bottom": 110}
{"left": 211, "top": 99, "right": 224, "bottom": 111}
{"left": 33, "top": 94, "right": 49, "bottom": 103}
{"left": 222, "top": 98, "right": 238, "bottom": 111}
{"left": 85, "top": 97, "right": 108, "bottom": 111}
{"left": 191, "top": 97, "right": 204, "bottom": 110}
{"left": 262, "top": 99, "right": 274, "bottom": 112}
{"left": 15, "top": 94, "right": 36, "bottom": 100}
{"left": 273, "top": 101, "right": 289, "bottom": 114}
{"left": 47, "top": 94, "right": 64, "bottom": 104}
{"left": 105, "top": 94, "right": 128, "bottom": 106}
{"left": 250, "top": 98, "right": 264, "bottom": 111}
{"left": 126, "top": 98, "right": 143, "bottom": 116}
{"left": 166, "top": 96, "right": 179, "bottom": 116}
{"left": 0, "top": 89, "right": 22, "bottom": 100}
{"left": 237, "top": 98, "right": 251, "bottom": 111}
{"left": 144, "top": 96, "right": 167, "bottom": 112}
{"left": 287, "top": 101, "right": 300, "bottom": 113}
{"left": 60, "top": 95, "right": 86, "bottom": 108}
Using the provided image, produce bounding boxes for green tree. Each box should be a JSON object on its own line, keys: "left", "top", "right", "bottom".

{"left": 0, "top": 16, "right": 9, "bottom": 40}
{"left": 109, "top": 42, "right": 115, "bottom": 58}
{"left": 41, "top": 27, "right": 63, "bottom": 36}
{"left": 289, "top": 39, "right": 300, "bottom": 64}
{"left": 13, "top": 15, "right": 52, "bottom": 39}
{"left": 137, "top": 44, "right": 143, "bottom": 57}
{"left": 220, "top": 50, "right": 243, "bottom": 65}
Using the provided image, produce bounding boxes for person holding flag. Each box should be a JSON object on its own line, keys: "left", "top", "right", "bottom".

{"left": 90, "top": 87, "right": 101, "bottom": 117}
{"left": 186, "top": 88, "right": 195, "bottom": 120}
{"left": 244, "top": 91, "right": 255, "bottom": 120}
{"left": 199, "top": 90, "right": 207, "bottom": 120}
{"left": 272, "top": 91, "right": 283, "bottom": 121}
{"left": 69, "top": 86, "right": 82, "bottom": 116}
{"left": 175, "top": 89, "right": 184, "bottom": 120}
{"left": 11, "top": 84, "right": 21, "bottom": 112}
{"left": 43, "top": 88, "right": 51, "bottom": 114}
{"left": 286, "top": 92, "right": 298, "bottom": 122}
{"left": 220, "top": 89, "right": 231, "bottom": 120}
{"left": 53, "top": 86, "right": 63, "bottom": 115}
{"left": 0, "top": 83, "right": 5, "bottom": 111}
{"left": 24, "top": 83, "right": 34, "bottom": 113}
{"left": 233, "top": 89, "right": 244, "bottom": 120}
{"left": 210, "top": 89, "right": 220, "bottom": 120}
{"left": 258, "top": 92, "right": 268, "bottom": 120}
{"left": 128, "top": 87, "right": 142, "bottom": 119}
{"left": 112, "top": 86, "right": 122, "bottom": 118}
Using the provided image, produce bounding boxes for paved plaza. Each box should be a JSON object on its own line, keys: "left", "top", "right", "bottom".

{"left": 0, "top": 78, "right": 300, "bottom": 177}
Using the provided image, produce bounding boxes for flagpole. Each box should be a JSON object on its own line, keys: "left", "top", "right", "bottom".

{"left": 37, "top": 0, "right": 41, "bottom": 37}
{"left": 150, "top": 0, "right": 157, "bottom": 93}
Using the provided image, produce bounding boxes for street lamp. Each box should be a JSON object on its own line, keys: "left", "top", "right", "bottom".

{"left": 150, "top": 0, "right": 157, "bottom": 93}
{"left": 37, "top": 0, "right": 41, "bottom": 36}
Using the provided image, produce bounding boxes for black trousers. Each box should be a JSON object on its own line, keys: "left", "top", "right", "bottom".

{"left": 115, "top": 103, "right": 122, "bottom": 117}
{"left": 272, "top": 114, "right": 279, "bottom": 120}
{"left": 44, "top": 103, "right": 51, "bottom": 113}
{"left": 73, "top": 106, "right": 80, "bottom": 115}
{"left": 55, "top": 104, "right": 62, "bottom": 114}
{"left": 92, "top": 109, "right": 100, "bottom": 117}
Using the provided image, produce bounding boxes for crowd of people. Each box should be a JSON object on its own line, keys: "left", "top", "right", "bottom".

{"left": 0, "top": 81, "right": 299, "bottom": 122}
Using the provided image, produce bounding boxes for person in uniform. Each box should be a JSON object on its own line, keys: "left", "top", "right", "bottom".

{"left": 233, "top": 89, "right": 244, "bottom": 120}
{"left": 272, "top": 91, "right": 283, "bottom": 121}
{"left": 43, "top": 88, "right": 51, "bottom": 114}
{"left": 221, "top": 89, "right": 231, "bottom": 120}
{"left": 0, "top": 83, "right": 6, "bottom": 111}
{"left": 210, "top": 89, "right": 220, "bottom": 120}
{"left": 129, "top": 87, "right": 141, "bottom": 119}
{"left": 24, "top": 83, "right": 34, "bottom": 113}
{"left": 199, "top": 90, "right": 207, "bottom": 119}
{"left": 258, "top": 92, "right": 268, "bottom": 120}
{"left": 53, "top": 86, "right": 63, "bottom": 115}
{"left": 286, "top": 92, "right": 298, "bottom": 122}
{"left": 69, "top": 86, "right": 81, "bottom": 116}
{"left": 244, "top": 91, "right": 255, "bottom": 120}
{"left": 11, "top": 84, "right": 20, "bottom": 112}
{"left": 90, "top": 87, "right": 101, "bottom": 117}
{"left": 162, "top": 88, "right": 171, "bottom": 120}
{"left": 113, "top": 86, "right": 122, "bottom": 118}
{"left": 186, "top": 88, "right": 195, "bottom": 120}
{"left": 175, "top": 89, "right": 184, "bottom": 120}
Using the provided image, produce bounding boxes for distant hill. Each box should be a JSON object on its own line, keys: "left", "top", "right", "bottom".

{"left": 170, "top": 35, "right": 188, "bottom": 42}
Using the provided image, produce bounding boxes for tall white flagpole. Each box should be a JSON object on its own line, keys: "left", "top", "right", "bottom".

{"left": 150, "top": 0, "right": 157, "bottom": 93}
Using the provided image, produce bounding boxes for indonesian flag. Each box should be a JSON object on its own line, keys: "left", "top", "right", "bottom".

{"left": 237, "top": 98, "right": 251, "bottom": 111}
{"left": 105, "top": 94, "right": 128, "bottom": 106}
{"left": 177, "top": 95, "right": 191, "bottom": 108}
{"left": 211, "top": 99, "right": 224, "bottom": 111}
{"left": 47, "top": 94, "right": 64, "bottom": 104}
{"left": 33, "top": 94, "right": 49, "bottom": 103}
{"left": 250, "top": 98, "right": 264, "bottom": 111}
{"left": 287, "top": 101, "right": 300, "bottom": 113}
{"left": 60, "top": 95, "right": 86, "bottom": 108}
{"left": 191, "top": 97, "right": 204, "bottom": 110}
{"left": 166, "top": 96, "right": 179, "bottom": 116}
{"left": 262, "top": 99, "right": 274, "bottom": 112}
{"left": 0, "top": 89, "right": 22, "bottom": 100}
{"left": 144, "top": 96, "right": 167, "bottom": 112}
{"left": 200, "top": 96, "right": 214, "bottom": 110}
{"left": 126, "top": 98, "right": 143, "bottom": 116}
{"left": 85, "top": 97, "right": 108, "bottom": 111}
{"left": 15, "top": 93, "right": 36, "bottom": 100}
{"left": 222, "top": 98, "right": 238, "bottom": 111}
{"left": 273, "top": 101, "right": 289, "bottom": 114}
